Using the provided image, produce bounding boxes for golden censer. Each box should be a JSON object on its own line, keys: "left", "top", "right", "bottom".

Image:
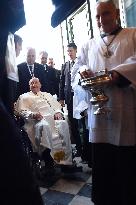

{"left": 79, "top": 69, "right": 111, "bottom": 115}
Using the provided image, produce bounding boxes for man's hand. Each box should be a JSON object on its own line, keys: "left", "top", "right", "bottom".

{"left": 79, "top": 69, "right": 94, "bottom": 79}
{"left": 54, "top": 112, "right": 64, "bottom": 120}
{"left": 110, "top": 70, "right": 131, "bottom": 87}
{"left": 110, "top": 70, "right": 120, "bottom": 84}
{"left": 32, "top": 112, "right": 43, "bottom": 121}
{"left": 59, "top": 100, "right": 65, "bottom": 107}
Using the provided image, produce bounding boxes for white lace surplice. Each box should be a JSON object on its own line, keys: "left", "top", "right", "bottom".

{"left": 71, "top": 28, "right": 136, "bottom": 146}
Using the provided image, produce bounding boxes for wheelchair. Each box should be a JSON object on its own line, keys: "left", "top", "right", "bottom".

{"left": 14, "top": 114, "right": 82, "bottom": 186}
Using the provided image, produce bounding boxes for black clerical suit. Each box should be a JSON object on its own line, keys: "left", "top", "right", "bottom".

{"left": 17, "top": 62, "right": 47, "bottom": 97}
{"left": 42, "top": 64, "right": 57, "bottom": 95}
{"left": 54, "top": 68, "right": 61, "bottom": 99}
{"left": 59, "top": 61, "right": 82, "bottom": 155}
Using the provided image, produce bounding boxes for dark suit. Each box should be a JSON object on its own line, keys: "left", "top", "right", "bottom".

{"left": 47, "top": 66, "right": 61, "bottom": 98}
{"left": 54, "top": 68, "right": 61, "bottom": 99}
{"left": 59, "top": 61, "right": 82, "bottom": 155}
{"left": 59, "top": 61, "right": 72, "bottom": 104}
{"left": 17, "top": 62, "right": 47, "bottom": 97}
{"left": 42, "top": 64, "right": 57, "bottom": 95}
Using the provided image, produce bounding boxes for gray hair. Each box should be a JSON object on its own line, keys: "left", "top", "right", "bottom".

{"left": 97, "top": 0, "right": 119, "bottom": 8}
{"left": 39, "top": 50, "right": 48, "bottom": 57}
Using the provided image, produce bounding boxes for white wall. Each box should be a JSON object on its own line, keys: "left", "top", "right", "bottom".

{"left": 15, "top": 0, "right": 63, "bottom": 69}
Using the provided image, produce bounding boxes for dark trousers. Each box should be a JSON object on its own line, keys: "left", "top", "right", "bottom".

{"left": 41, "top": 148, "right": 54, "bottom": 167}
{"left": 79, "top": 117, "right": 89, "bottom": 160}
{"left": 67, "top": 92, "right": 82, "bottom": 154}
{"left": 91, "top": 143, "right": 136, "bottom": 205}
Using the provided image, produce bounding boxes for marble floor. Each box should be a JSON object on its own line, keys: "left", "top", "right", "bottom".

{"left": 39, "top": 158, "right": 93, "bottom": 205}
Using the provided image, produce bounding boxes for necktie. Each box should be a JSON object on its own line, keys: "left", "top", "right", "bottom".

{"left": 29, "top": 65, "right": 33, "bottom": 72}
{"left": 71, "top": 61, "right": 75, "bottom": 67}
{"left": 28, "top": 65, "right": 34, "bottom": 77}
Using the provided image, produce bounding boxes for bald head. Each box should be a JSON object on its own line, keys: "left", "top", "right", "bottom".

{"left": 27, "top": 48, "right": 36, "bottom": 65}
{"left": 95, "top": 0, "right": 120, "bottom": 33}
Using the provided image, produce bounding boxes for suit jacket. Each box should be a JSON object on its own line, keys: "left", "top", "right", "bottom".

{"left": 59, "top": 61, "right": 72, "bottom": 104}
{"left": 54, "top": 68, "right": 61, "bottom": 99}
{"left": 17, "top": 62, "right": 47, "bottom": 97}
{"left": 43, "top": 64, "right": 58, "bottom": 95}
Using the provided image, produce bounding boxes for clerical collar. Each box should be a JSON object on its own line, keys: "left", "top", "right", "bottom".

{"left": 100, "top": 26, "right": 122, "bottom": 38}
{"left": 70, "top": 57, "right": 76, "bottom": 63}
{"left": 70, "top": 59, "right": 74, "bottom": 63}
{"left": 43, "top": 64, "right": 47, "bottom": 70}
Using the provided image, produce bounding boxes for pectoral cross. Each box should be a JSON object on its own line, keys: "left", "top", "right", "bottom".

{"left": 103, "top": 48, "right": 113, "bottom": 58}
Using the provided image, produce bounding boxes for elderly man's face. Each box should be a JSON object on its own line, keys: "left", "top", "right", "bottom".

{"left": 27, "top": 49, "right": 36, "bottom": 65}
{"left": 48, "top": 58, "right": 54, "bottom": 67}
{"left": 96, "top": 2, "right": 119, "bottom": 33}
{"left": 40, "top": 53, "right": 48, "bottom": 65}
{"left": 29, "top": 78, "right": 41, "bottom": 94}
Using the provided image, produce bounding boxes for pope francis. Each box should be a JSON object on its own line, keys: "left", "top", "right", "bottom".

{"left": 15, "top": 77, "right": 72, "bottom": 165}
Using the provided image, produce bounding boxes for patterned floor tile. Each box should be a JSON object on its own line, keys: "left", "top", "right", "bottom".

{"left": 50, "top": 178, "right": 85, "bottom": 195}
{"left": 42, "top": 190, "right": 74, "bottom": 205}
{"left": 77, "top": 183, "right": 92, "bottom": 198}
{"left": 40, "top": 156, "right": 92, "bottom": 205}
{"left": 87, "top": 176, "right": 92, "bottom": 184}
{"left": 69, "top": 195, "right": 93, "bottom": 205}
{"left": 62, "top": 171, "right": 90, "bottom": 182}
{"left": 40, "top": 187, "right": 48, "bottom": 195}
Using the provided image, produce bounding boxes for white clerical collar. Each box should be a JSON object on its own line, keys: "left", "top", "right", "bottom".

{"left": 42, "top": 64, "right": 47, "bottom": 70}
{"left": 69, "top": 58, "right": 76, "bottom": 63}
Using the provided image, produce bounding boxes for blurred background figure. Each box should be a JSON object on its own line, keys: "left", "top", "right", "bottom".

{"left": 48, "top": 57, "right": 61, "bottom": 100}
{"left": 14, "top": 34, "right": 23, "bottom": 57}
{"left": 39, "top": 51, "right": 58, "bottom": 96}
{"left": 48, "top": 57, "right": 55, "bottom": 67}
{"left": 39, "top": 50, "right": 49, "bottom": 70}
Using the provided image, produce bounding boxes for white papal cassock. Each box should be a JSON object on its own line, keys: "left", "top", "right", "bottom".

{"left": 15, "top": 91, "right": 72, "bottom": 165}
{"left": 71, "top": 28, "right": 136, "bottom": 146}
